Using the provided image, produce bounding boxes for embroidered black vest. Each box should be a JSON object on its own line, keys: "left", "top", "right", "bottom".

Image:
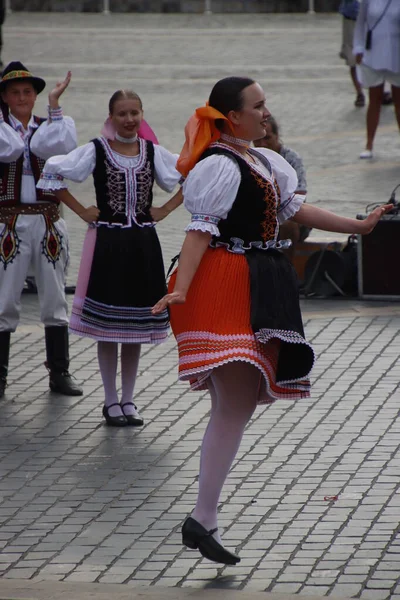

{"left": 0, "top": 115, "right": 59, "bottom": 207}
{"left": 200, "top": 144, "right": 281, "bottom": 252}
{"left": 92, "top": 137, "right": 155, "bottom": 227}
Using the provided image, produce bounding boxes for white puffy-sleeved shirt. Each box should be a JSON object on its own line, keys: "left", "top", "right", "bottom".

{"left": 38, "top": 140, "right": 180, "bottom": 194}
{"left": 353, "top": 0, "right": 400, "bottom": 73}
{"left": 183, "top": 146, "right": 304, "bottom": 239}
{"left": 0, "top": 107, "right": 77, "bottom": 204}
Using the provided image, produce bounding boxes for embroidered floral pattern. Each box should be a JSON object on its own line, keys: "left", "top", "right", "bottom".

{"left": 40, "top": 172, "right": 64, "bottom": 182}
{"left": 0, "top": 216, "right": 20, "bottom": 270}
{"left": 250, "top": 171, "right": 279, "bottom": 243}
{"left": 105, "top": 160, "right": 127, "bottom": 216}
{"left": 41, "top": 216, "right": 63, "bottom": 268}
{"left": 135, "top": 159, "right": 153, "bottom": 216}
{"left": 191, "top": 213, "right": 220, "bottom": 225}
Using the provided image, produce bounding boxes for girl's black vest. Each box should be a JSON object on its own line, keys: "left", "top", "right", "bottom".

{"left": 200, "top": 144, "right": 281, "bottom": 251}
{"left": 92, "top": 137, "right": 155, "bottom": 227}
{"left": 0, "top": 116, "right": 59, "bottom": 207}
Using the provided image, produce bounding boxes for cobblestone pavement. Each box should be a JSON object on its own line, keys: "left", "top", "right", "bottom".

{"left": 1, "top": 10, "right": 400, "bottom": 600}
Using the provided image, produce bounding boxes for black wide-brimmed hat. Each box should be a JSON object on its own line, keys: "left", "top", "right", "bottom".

{"left": 0, "top": 61, "right": 46, "bottom": 94}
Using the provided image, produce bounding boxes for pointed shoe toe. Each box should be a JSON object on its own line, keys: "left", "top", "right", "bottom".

{"left": 181, "top": 517, "right": 240, "bottom": 565}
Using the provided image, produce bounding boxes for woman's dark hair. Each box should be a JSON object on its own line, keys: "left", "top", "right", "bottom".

{"left": 208, "top": 76, "right": 255, "bottom": 130}
{"left": 109, "top": 89, "right": 143, "bottom": 114}
{"left": 266, "top": 115, "right": 279, "bottom": 137}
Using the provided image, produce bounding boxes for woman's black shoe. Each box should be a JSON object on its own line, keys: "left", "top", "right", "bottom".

{"left": 121, "top": 402, "right": 144, "bottom": 426}
{"left": 102, "top": 404, "right": 128, "bottom": 427}
{"left": 181, "top": 517, "right": 240, "bottom": 565}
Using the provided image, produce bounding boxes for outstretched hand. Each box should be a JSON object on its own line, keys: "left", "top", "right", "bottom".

{"left": 49, "top": 71, "right": 72, "bottom": 106}
{"left": 359, "top": 204, "right": 393, "bottom": 234}
{"left": 152, "top": 291, "right": 186, "bottom": 315}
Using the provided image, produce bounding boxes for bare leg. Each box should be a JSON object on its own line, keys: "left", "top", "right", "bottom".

{"left": 350, "top": 66, "right": 363, "bottom": 96}
{"left": 191, "top": 362, "right": 260, "bottom": 544}
{"left": 365, "top": 84, "right": 384, "bottom": 151}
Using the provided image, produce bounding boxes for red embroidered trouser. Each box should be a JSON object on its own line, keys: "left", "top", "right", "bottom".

{"left": 0, "top": 214, "right": 69, "bottom": 332}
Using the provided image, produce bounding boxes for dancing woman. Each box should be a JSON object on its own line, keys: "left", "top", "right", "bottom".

{"left": 153, "top": 76, "right": 390, "bottom": 564}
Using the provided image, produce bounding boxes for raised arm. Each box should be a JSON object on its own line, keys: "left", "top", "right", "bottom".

{"left": 31, "top": 71, "right": 77, "bottom": 159}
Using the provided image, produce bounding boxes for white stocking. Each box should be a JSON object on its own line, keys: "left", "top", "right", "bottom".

{"left": 97, "top": 341, "right": 120, "bottom": 417}
{"left": 120, "top": 343, "right": 141, "bottom": 415}
{"left": 191, "top": 362, "right": 260, "bottom": 545}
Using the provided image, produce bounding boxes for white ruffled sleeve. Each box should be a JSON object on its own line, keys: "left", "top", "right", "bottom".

{"left": 30, "top": 107, "right": 78, "bottom": 160}
{"left": 0, "top": 110, "right": 25, "bottom": 162}
{"left": 37, "top": 142, "right": 96, "bottom": 191}
{"left": 153, "top": 145, "right": 181, "bottom": 192}
{"left": 253, "top": 147, "right": 305, "bottom": 224}
{"left": 183, "top": 155, "right": 241, "bottom": 236}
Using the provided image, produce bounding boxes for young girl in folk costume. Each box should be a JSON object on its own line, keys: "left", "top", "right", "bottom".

{"left": 39, "top": 89, "right": 183, "bottom": 427}
{"left": 153, "top": 77, "right": 391, "bottom": 565}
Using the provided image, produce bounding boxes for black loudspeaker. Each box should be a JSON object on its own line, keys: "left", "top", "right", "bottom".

{"left": 358, "top": 216, "right": 400, "bottom": 299}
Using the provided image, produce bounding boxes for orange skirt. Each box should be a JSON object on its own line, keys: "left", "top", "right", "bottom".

{"left": 168, "top": 247, "right": 311, "bottom": 404}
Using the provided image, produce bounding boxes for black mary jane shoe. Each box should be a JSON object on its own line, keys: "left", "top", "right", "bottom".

{"left": 102, "top": 403, "right": 128, "bottom": 427}
{"left": 181, "top": 517, "right": 240, "bottom": 565}
{"left": 121, "top": 402, "right": 144, "bottom": 427}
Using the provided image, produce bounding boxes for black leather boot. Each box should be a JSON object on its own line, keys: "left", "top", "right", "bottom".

{"left": 45, "top": 326, "right": 83, "bottom": 396}
{"left": 0, "top": 331, "right": 10, "bottom": 399}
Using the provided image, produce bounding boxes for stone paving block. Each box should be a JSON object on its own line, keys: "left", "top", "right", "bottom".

{"left": 330, "top": 583, "right": 363, "bottom": 597}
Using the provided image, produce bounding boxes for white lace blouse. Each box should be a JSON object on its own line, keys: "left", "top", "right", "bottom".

{"left": 183, "top": 146, "right": 304, "bottom": 238}
{"left": 37, "top": 138, "right": 181, "bottom": 194}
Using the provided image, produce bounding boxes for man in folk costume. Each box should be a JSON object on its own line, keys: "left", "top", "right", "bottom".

{"left": 0, "top": 61, "right": 83, "bottom": 398}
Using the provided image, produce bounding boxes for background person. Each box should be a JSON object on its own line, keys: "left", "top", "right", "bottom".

{"left": 354, "top": 0, "right": 400, "bottom": 159}
{"left": 0, "top": 61, "right": 82, "bottom": 399}
{"left": 339, "top": 0, "right": 365, "bottom": 107}
{"left": 254, "top": 115, "right": 311, "bottom": 252}
{"left": 38, "top": 89, "right": 182, "bottom": 427}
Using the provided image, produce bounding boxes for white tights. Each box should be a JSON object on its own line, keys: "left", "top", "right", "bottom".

{"left": 191, "top": 362, "right": 260, "bottom": 544}
{"left": 97, "top": 342, "right": 141, "bottom": 417}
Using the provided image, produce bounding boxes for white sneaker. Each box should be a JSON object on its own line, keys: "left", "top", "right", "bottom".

{"left": 359, "top": 149, "right": 373, "bottom": 159}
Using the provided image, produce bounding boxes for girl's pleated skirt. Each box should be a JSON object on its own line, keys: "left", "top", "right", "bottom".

{"left": 169, "top": 247, "right": 314, "bottom": 404}
{"left": 70, "top": 224, "right": 169, "bottom": 344}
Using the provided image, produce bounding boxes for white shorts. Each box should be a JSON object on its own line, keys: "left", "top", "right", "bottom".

{"left": 358, "top": 64, "right": 400, "bottom": 89}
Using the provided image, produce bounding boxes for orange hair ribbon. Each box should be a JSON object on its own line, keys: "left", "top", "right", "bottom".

{"left": 176, "top": 105, "right": 233, "bottom": 177}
